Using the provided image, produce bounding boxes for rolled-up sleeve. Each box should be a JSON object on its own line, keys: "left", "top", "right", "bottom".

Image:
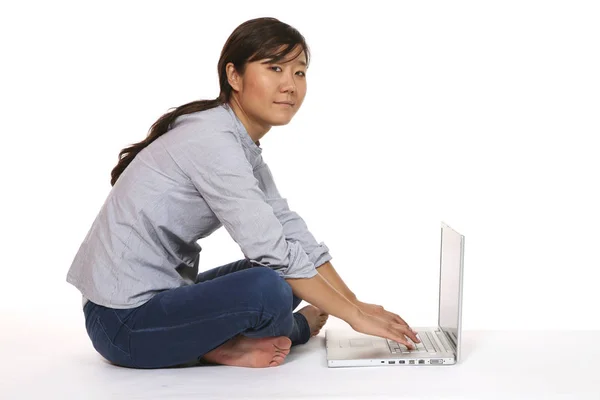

{"left": 253, "top": 156, "right": 332, "bottom": 269}
{"left": 169, "top": 131, "right": 318, "bottom": 279}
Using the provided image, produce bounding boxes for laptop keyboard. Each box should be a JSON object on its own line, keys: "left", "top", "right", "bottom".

{"left": 387, "top": 331, "right": 446, "bottom": 354}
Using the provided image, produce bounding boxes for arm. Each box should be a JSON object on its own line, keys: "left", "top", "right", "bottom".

{"left": 248, "top": 159, "right": 406, "bottom": 327}
{"left": 315, "top": 261, "right": 359, "bottom": 304}
{"left": 252, "top": 159, "right": 359, "bottom": 305}
{"left": 253, "top": 159, "right": 332, "bottom": 268}
{"left": 318, "top": 262, "right": 413, "bottom": 329}
{"left": 172, "top": 130, "right": 317, "bottom": 278}
{"left": 288, "top": 267, "right": 419, "bottom": 347}
{"left": 285, "top": 272, "right": 362, "bottom": 323}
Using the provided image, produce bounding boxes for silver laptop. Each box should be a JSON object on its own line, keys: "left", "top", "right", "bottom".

{"left": 325, "top": 221, "right": 465, "bottom": 367}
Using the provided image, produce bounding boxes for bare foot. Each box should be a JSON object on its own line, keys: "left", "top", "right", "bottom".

{"left": 297, "top": 305, "right": 329, "bottom": 337}
{"left": 200, "top": 335, "right": 292, "bottom": 368}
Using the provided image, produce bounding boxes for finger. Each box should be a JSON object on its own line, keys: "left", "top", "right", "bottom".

{"left": 402, "top": 326, "right": 420, "bottom": 343}
{"left": 386, "top": 315, "right": 418, "bottom": 342}
{"left": 397, "top": 335, "right": 415, "bottom": 350}
{"left": 389, "top": 325, "right": 416, "bottom": 349}
{"left": 386, "top": 311, "right": 407, "bottom": 326}
{"left": 393, "top": 314, "right": 408, "bottom": 326}
{"left": 391, "top": 326, "right": 416, "bottom": 347}
{"left": 389, "top": 314, "right": 418, "bottom": 339}
{"left": 388, "top": 332, "right": 412, "bottom": 349}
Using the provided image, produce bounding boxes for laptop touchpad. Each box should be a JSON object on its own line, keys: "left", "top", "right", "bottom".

{"left": 350, "top": 339, "right": 373, "bottom": 347}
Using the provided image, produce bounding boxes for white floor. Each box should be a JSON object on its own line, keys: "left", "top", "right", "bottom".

{"left": 2, "top": 311, "right": 599, "bottom": 399}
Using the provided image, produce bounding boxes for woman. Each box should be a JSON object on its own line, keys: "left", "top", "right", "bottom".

{"left": 66, "top": 17, "right": 419, "bottom": 369}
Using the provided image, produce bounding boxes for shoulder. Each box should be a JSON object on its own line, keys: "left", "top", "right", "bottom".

{"left": 171, "top": 104, "right": 233, "bottom": 134}
{"left": 161, "top": 105, "right": 240, "bottom": 149}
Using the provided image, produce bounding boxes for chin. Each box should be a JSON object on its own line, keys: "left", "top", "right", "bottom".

{"left": 268, "top": 115, "right": 294, "bottom": 126}
{"left": 271, "top": 119, "right": 292, "bottom": 126}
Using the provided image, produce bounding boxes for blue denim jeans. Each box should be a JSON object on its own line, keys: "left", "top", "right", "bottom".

{"left": 82, "top": 259, "right": 311, "bottom": 369}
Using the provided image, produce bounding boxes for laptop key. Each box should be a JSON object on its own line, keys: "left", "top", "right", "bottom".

{"left": 426, "top": 332, "right": 441, "bottom": 353}
{"left": 435, "top": 331, "right": 452, "bottom": 352}
{"left": 418, "top": 333, "right": 437, "bottom": 353}
{"left": 387, "top": 339, "right": 401, "bottom": 353}
{"left": 400, "top": 344, "right": 424, "bottom": 353}
{"left": 392, "top": 339, "right": 422, "bottom": 353}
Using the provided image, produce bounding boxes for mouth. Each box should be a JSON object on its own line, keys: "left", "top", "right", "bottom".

{"left": 274, "top": 101, "right": 295, "bottom": 107}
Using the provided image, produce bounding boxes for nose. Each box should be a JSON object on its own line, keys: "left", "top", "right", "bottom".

{"left": 280, "top": 72, "right": 297, "bottom": 94}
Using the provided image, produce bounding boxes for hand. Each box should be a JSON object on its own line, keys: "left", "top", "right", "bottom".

{"left": 355, "top": 300, "right": 413, "bottom": 329}
{"left": 348, "top": 310, "right": 420, "bottom": 349}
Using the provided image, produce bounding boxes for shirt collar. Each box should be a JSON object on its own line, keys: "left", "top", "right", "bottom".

{"left": 221, "top": 104, "right": 262, "bottom": 155}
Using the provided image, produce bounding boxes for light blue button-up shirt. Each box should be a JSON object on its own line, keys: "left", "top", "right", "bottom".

{"left": 66, "top": 103, "right": 331, "bottom": 309}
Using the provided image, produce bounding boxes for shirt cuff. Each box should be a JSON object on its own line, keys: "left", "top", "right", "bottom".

{"left": 275, "top": 267, "right": 319, "bottom": 279}
{"left": 307, "top": 241, "right": 332, "bottom": 268}
{"left": 250, "top": 239, "right": 318, "bottom": 279}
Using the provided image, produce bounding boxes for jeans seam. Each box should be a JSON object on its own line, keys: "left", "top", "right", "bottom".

{"left": 112, "top": 309, "right": 133, "bottom": 331}
{"left": 96, "top": 316, "right": 133, "bottom": 359}
{"left": 129, "top": 308, "right": 273, "bottom": 334}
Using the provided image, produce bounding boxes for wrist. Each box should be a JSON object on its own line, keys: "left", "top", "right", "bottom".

{"left": 349, "top": 296, "right": 362, "bottom": 306}
{"left": 348, "top": 302, "right": 367, "bottom": 327}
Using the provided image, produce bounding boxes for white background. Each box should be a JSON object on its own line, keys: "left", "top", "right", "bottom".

{"left": 1, "top": 0, "right": 598, "bottom": 330}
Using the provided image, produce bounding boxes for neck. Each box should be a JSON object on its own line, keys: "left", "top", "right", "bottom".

{"left": 228, "top": 98, "right": 270, "bottom": 144}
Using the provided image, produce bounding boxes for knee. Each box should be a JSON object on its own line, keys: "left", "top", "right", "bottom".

{"left": 248, "top": 267, "right": 293, "bottom": 314}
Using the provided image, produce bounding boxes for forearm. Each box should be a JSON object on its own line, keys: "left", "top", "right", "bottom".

{"left": 285, "top": 273, "right": 362, "bottom": 323}
{"left": 315, "top": 261, "right": 358, "bottom": 304}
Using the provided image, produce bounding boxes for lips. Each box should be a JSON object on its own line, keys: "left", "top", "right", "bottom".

{"left": 274, "top": 101, "right": 295, "bottom": 106}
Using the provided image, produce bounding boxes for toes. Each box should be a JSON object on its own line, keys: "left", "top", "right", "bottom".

{"left": 274, "top": 348, "right": 290, "bottom": 356}
{"left": 273, "top": 337, "right": 292, "bottom": 350}
{"left": 270, "top": 354, "right": 286, "bottom": 366}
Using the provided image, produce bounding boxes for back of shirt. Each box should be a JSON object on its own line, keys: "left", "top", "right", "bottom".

{"left": 66, "top": 104, "right": 331, "bottom": 309}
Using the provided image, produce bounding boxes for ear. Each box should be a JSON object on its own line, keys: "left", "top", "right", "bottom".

{"left": 226, "top": 62, "right": 242, "bottom": 92}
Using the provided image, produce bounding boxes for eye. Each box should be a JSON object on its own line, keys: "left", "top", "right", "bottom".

{"left": 270, "top": 66, "right": 306, "bottom": 77}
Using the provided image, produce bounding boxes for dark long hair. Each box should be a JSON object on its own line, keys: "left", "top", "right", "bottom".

{"left": 110, "top": 17, "right": 311, "bottom": 186}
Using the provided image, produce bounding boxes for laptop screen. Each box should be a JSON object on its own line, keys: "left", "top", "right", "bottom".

{"left": 438, "top": 223, "right": 465, "bottom": 348}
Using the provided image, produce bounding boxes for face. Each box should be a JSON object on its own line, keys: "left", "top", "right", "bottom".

{"left": 226, "top": 45, "right": 308, "bottom": 135}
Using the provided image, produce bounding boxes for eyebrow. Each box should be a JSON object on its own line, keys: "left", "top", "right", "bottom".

{"left": 262, "top": 59, "right": 307, "bottom": 67}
